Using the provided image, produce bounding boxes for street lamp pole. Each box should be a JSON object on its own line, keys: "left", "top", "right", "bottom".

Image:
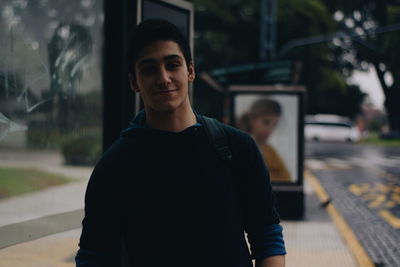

{"left": 259, "top": 0, "right": 277, "bottom": 62}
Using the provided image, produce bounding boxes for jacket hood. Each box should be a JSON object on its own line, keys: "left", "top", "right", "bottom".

{"left": 120, "top": 109, "right": 202, "bottom": 138}
{"left": 120, "top": 109, "right": 150, "bottom": 137}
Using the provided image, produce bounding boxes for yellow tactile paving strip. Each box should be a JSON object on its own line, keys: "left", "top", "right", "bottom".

{"left": 305, "top": 170, "right": 375, "bottom": 267}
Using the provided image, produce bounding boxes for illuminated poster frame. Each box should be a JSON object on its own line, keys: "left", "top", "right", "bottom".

{"left": 229, "top": 85, "right": 305, "bottom": 187}
{"left": 229, "top": 85, "right": 305, "bottom": 218}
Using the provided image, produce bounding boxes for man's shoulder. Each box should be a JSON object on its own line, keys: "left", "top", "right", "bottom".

{"left": 198, "top": 114, "right": 254, "bottom": 149}
{"left": 95, "top": 136, "right": 142, "bottom": 167}
{"left": 201, "top": 114, "right": 250, "bottom": 136}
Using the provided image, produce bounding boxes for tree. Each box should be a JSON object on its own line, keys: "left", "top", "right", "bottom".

{"left": 277, "top": 0, "right": 365, "bottom": 118}
{"left": 189, "top": 0, "right": 260, "bottom": 72}
{"left": 322, "top": 0, "right": 400, "bottom": 133}
{"left": 189, "top": 0, "right": 365, "bottom": 119}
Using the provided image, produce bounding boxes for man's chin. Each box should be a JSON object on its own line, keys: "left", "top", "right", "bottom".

{"left": 148, "top": 103, "right": 181, "bottom": 114}
{"left": 145, "top": 97, "right": 191, "bottom": 114}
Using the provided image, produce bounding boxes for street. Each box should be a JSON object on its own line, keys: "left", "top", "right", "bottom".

{"left": 306, "top": 141, "right": 400, "bottom": 267}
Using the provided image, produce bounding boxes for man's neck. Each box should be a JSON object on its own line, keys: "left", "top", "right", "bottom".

{"left": 145, "top": 105, "right": 197, "bottom": 133}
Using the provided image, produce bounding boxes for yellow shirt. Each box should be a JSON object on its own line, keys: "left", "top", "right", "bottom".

{"left": 259, "top": 143, "right": 292, "bottom": 183}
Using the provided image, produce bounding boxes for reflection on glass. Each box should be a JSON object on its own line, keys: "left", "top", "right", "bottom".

{"left": 0, "top": 0, "right": 103, "bottom": 159}
{"left": 0, "top": 0, "right": 103, "bottom": 262}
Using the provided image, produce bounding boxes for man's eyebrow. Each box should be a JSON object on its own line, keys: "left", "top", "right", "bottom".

{"left": 163, "top": 54, "right": 183, "bottom": 61}
{"left": 137, "top": 58, "right": 156, "bottom": 67}
{"left": 137, "top": 54, "right": 183, "bottom": 67}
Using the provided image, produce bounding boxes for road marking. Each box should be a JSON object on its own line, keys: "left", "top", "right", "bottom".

{"left": 325, "top": 158, "right": 352, "bottom": 169}
{"left": 348, "top": 184, "right": 370, "bottom": 196}
{"left": 395, "top": 187, "right": 400, "bottom": 194}
{"left": 305, "top": 159, "right": 329, "bottom": 170}
{"left": 305, "top": 170, "right": 375, "bottom": 267}
{"left": 348, "top": 182, "right": 400, "bottom": 229}
{"left": 379, "top": 210, "right": 400, "bottom": 229}
{"left": 385, "top": 201, "right": 396, "bottom": 208}
{"left": 392, "top": 193, "right": 400, "bottom": 203}
{"left": 368, "top": 195, "right": 386, "bottom": 208}
{"left": 307, "top": 156, "right": 400, "bottom": 173}
{"left": 350, "top": 156, "right": 400, "bottom": 168}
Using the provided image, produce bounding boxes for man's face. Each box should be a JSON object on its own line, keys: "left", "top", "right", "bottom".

{"left": 130, "top": 40, "right": 195, "bottom": 113}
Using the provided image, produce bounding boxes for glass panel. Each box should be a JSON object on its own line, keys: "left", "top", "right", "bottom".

{"left": 0, "top": 0, "right": 103, "bottom": 263}
{"left": 234, "top": 93, "right": 300, "bottom": 184}
{"left": 143, "top": 0, "right": 190, "bottom": 39}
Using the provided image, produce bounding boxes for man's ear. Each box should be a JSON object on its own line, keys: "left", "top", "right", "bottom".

{"left": 128, "top": 73, "right": 139, "bottom": 92}
{"left": 188, "top": 63, "right": 195, "bottom": 82}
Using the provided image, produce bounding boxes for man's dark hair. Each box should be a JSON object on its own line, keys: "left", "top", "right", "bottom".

{"left": 127, "top": 19, "right": 192, "bottom": 76}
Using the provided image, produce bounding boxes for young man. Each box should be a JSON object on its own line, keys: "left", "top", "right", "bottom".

{"left": 76, "top": 19, "right": 286, "bottom": 267}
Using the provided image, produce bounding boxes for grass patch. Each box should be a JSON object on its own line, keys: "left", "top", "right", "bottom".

{"left": 360, "top": 132, "right": 400, "bottom": 147}
{"left": 0, "top": 167, "right": 71, "bottom": 199}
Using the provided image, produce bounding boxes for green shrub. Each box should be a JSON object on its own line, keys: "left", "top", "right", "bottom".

{"left": 61, "top": 130, "right": 102, "bottom": 166}
{"left": 26, "top": 122, "right": 62, "bottom": 149}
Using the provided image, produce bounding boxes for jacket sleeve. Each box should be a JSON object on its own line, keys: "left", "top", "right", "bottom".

{"left": 238, "top": 135, "right": 286, "bottom": 259}
{"left": 76, "top": 147, "right": 126, "bottom": 266}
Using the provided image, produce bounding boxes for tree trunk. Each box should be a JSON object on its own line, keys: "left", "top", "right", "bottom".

{"left": 374, "top": 63, "right": 400, "bottom": 133}
{"left": 385, "top": 86, "right": 400, "bottom": 133}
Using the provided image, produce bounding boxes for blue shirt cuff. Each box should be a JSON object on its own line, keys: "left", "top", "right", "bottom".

{"left": 247, "top": 224, "right": 287, "bottom": 260}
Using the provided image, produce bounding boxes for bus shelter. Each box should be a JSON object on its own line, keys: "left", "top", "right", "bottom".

{"left": 228, "top": 85, "right": 305, "bottom": 219}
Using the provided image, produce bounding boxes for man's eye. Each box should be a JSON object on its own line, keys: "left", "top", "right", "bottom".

{"left": 167, "top": 62, "right": 181, "bottom": 69}
{"left": 140, "top": 66, "right": 157, "bottom": 75}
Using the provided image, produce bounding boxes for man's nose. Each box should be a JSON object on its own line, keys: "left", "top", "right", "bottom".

{"left": 158, "top": 67, "right": 172, "bottom": 85}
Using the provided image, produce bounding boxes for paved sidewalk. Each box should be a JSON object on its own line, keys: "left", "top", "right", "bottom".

{"left": 282, "top": 176, "right": 357, "bottom": 267}
{"left": 0, "top": 182, "right": 87, "bottom": 228}
{"left": 0, "top": 149, "right": 359, "bottom": 266}
{"left": 0, "top": 174, "right": 358, "bottom": 267}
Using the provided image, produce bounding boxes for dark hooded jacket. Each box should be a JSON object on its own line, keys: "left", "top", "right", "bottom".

{"left": 76, "top": 111, "right": 285, "bottom": 267}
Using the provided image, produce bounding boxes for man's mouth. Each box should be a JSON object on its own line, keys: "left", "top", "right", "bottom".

{"left": 153, "top": 89, "right": 177, "bottom": 95}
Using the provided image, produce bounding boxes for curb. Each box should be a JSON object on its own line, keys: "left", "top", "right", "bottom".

{"left": 0, "top": 209, "right": 83, "bottom": 249}
{"left": 304, "top": 170, "right": 375, "bottom": 267}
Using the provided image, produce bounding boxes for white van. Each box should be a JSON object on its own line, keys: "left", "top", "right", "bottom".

{"left": 305, "top": 115, "right": 360, "bottom": 142}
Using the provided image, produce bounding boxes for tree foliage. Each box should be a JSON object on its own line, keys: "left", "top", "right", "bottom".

{"left": 190, "top": 0, "right": 260, "bottom": 71}
{"left": 189, "top": 0, "right": 365, "bottom": 119}
{"left": 322, "top": 0, "right": 400, "bottom": 132}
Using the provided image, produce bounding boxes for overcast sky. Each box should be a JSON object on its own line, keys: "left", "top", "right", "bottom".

{"left": 349, "top": 66, "right": 385, "bottom": 110}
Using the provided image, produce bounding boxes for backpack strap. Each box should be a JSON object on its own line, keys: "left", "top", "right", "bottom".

{"left": 197, "top": 115, "right": 232, "bottom": 162}
{"left": 198, "top": 115, "right": 245, "bottom": 221}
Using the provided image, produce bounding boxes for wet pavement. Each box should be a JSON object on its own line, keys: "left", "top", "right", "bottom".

{"left": 306, "top": 141, "right": 400, "bottom": 267}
